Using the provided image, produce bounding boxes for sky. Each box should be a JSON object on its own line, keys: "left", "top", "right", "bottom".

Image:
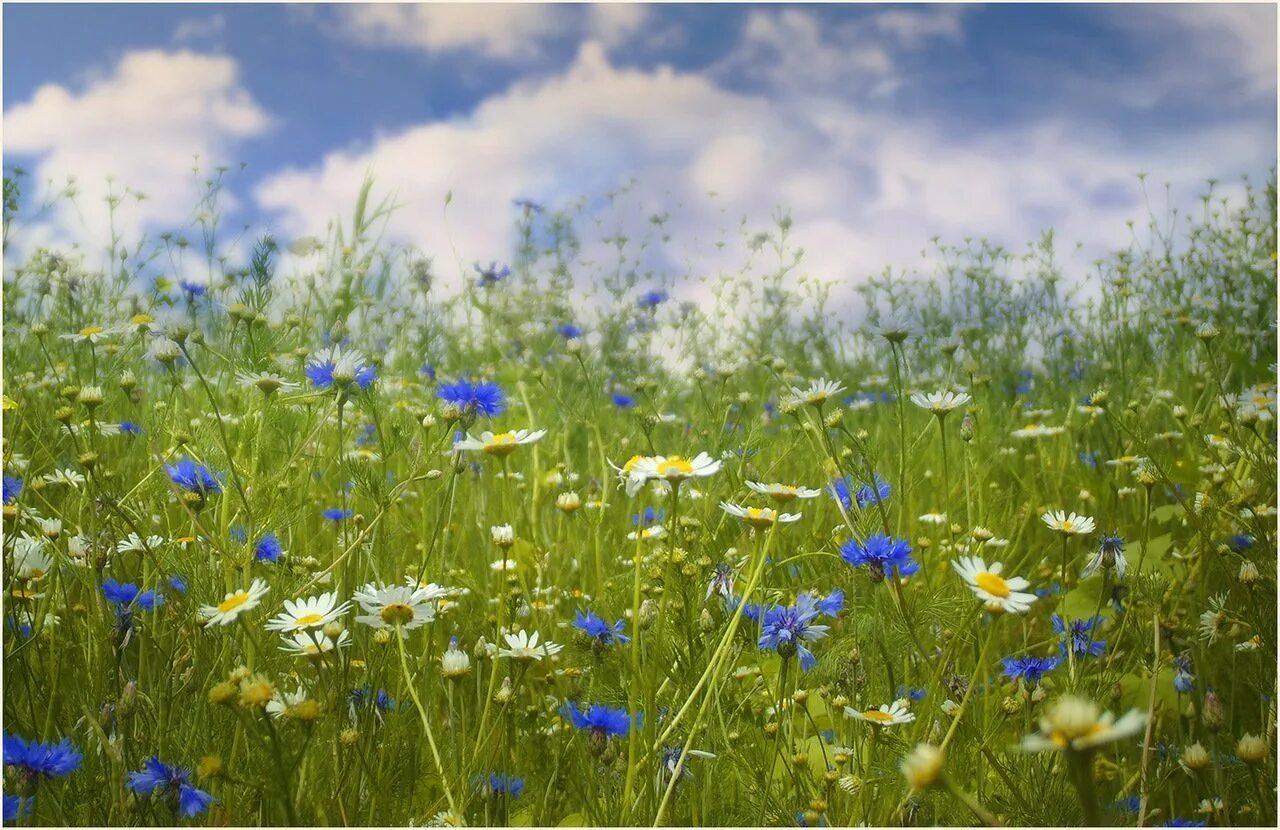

{"left": 3, "top": 2, "right": 1277, "bottom": 300}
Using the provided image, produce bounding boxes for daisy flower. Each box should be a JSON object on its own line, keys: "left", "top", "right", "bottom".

{"left": 745, "top": 481, "right": 822, "bottom": 502}
{"left": 454, "top": 429, "right": 546, "bottom": 456}
{"left": 952, "top": 556, "right": 1037, "bottom": 614}
{"left": 718, "top": 501, "right": 801, "bottom": 528}
{"left": 264, "top": 591, "right": 351, "bottom": 633}
{"left": 265, "top": 687, "right": 318, "bottom": 720}
{"left": 1011, "top": 423, "right": 1065, "bottom": 439}
{"left": 846, "top": 700, "right": 916, "bottom": 727}
{"left": 9, "top": 535, "right": 52, "bottom": 580}
{"left": 497, "top": 629, "right": 563, "bottom": 660}
{"left": 782, "top": 378, "right": 846, "bottom": 409}
{"left": 1020, "top": 695, "right": 1146, "bottom": 753}
{"left": 609, "top": 455, "right": 656, "bottom": 497}
{"left": 353, "top": 583, "right": 438, "bottom": 632}
{"left": 634, "top": 452, "right": 721, "bottom": 483}
{"left": 235, "top": 370, "right": 300, "bottom": 395}
{"left": 1041, "top": 510, "right": 1096, "bottom": 536}
{"left": 626, "top": 525, "right": 667, "bottom": 542}
{"left": 201, "top": 579, "right": 268, "bottom": 626}
{"left": 279, "top": 629, "right": 350, "bottom": 657}
{"left": 909, "top": 390, "right": 972, "bottom": 415}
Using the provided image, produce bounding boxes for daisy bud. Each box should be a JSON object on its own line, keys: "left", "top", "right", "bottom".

{"left": 699, "top": 608, "right": 715, "bottom": 632}
{"left": 238, "top": 676, "right": 275, "bottom": 709}
{"left": 1238, "top": 561, "right": 1260, "bottom": 585}
{"left": 791, "top": 752, "right": 808, "bottom": 768}
{"left": 1236, "top": 733, "right": 1268, "bottom": 764}
{"left": 960, "top": 413, "right": 975, "bottom": 442}
{"left": 900, "top": 743, "right": 944, "bottom": 792}
{"left": 120, "top": 371, "right": 138, "bottom": 393}
{"left": 1194, "top": 322, "right": 1219, "bottom": 342}
{"left": 340, "top": 727, "right": 360, "bottom": 746}
{"left": 1202, "top": 690, "right": 1225, "bottom": 733}
{"left": 209, "top": 681, "right": 238, "bottom": 706}
{"left": 373, "top": 628, "right": 392, "bottom": 645}
{"left": 491, "top": 524, "right": 515, "bottom": 548}
{"left": 197, "top": 755, "right": 223, "bottom": 780}
{"left": 1001, "top": 696, "right": 1023, "bottom": 715}
{"left": 323, "top": 621, "right": 345, "bottom": 639}
{"left": 639, "top": 598, "right": 658, "bottom": 630}
{"left": 793, "top": 689, "right": 809, "bottom": 706}
{"left": 1182, "top": 742, "right": 1211, "bottom": 771}
{"left": 494, "top": 677, "right": 514, "bottom": 703}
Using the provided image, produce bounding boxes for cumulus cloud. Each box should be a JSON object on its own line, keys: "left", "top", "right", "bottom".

{"left": 336, "top": 3, "right": 568, "bottom": 60}
{"left": 4, "top": 49, "right": 271, "bottom": 264}
{"left": 254, "top": 33, "right": 1273, "bottom": 315}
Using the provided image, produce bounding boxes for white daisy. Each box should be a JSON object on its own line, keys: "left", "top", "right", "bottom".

{"left": 745, "top": 481, "right": 822, "bottom": 502}
{"left": 952, "top": 556, "right": 1037, "bottom": 614}
{"left": 352, "top": 583, "right": 438, "bottom": 632}
{"left": 626, "top": 525, "right": 667, "bottom": 542}
{"left": 265, "top": 686, "right": 312, "bottom": 719}
{"left": 201, "top": 579, "right": 270, "bottom": 626}
{"left": 846, "top": 700, "right": 916, "bottom": 727}
{"left": 264, "top": 591, "right": 351, "bottom": 633}
{"left": 1011, "top": 424, "right": 1065, "bottom": 439}
{"left": 782, "top": 378, "right": 846, "bottom": 409}
{"left": 1041, "top": 510, "right": 1096, "bottom": 536}
{"left": 1020, "top": 695, "right": 1146, "bottom": 753}
{"left": 9, "top": 535, "right": 52, "bottom": 580}
{"left": 633, "top": 452, "right": 721, "bottom": 482}
{"left": 235, "top": 370, "right": 301, "bottom": 395}
{"left": 718, "top": 501, "right": 801, "bottom": 528}
{"left": 279, "top": 629, "right": 350, "bottom": 657}
{"left": 909, "top": 390, "right": 972, "bottom": 415}
{"left": 116, "top": 533, "right": 165, "bottom": 554}
{"left": 497, "top": 629, "right": 563, "bottom": 661}
{"left": 453, "top": 429, "right": 546, "bottom": 456}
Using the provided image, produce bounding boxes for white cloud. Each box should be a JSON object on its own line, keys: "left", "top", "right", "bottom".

{"left": 337, "top": 3, "right": 569, "bottom": 60}
{"left": 173, "top": 14, "right": 227, "bottom": 45}
{"left": 254, "top": 36, "right": 1273, "bottom": 317}
{"left": 4, "top": 49, "right": 271, "bottom": 265}
{"left": 588, "top": 3, "right": 650, "bottom": 47}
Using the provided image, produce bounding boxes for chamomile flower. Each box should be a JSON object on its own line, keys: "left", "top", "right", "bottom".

{"left": 279, "top": 629, "right": 350, "bottom": 657}
{"left": 846, "top": 700, "right": 915, "bottom": 727}
{"left": 635, "top": 452, "right": 721, "bottom": 482}
{"left": 454, "top": 429, "right": 546, "bottom": 456}
{"left": 353, "top": 583, "right": 438, "bottom": 632}
{"left": 782, "top": 378, "right": 846, "bottom": 409}
{"left": 718, "top": 501, "right": 801, "bottom": 528}
{"left": 1041, "top": 510, "right": 1096, "bottom": 536}
{"left": 1020, "top": 695, "right": 1146, "bottom": 753}
{"left": 9, "top": 535, "right": 51, "bottom": 580}
{"left": 952, "top": 556, "right": 1037, "bottom": 614}
{"left": 235, "top": 370, "right": 300, "bottom": 395}
{"left": 265, "top": 687, "right": 319, "bottom": 720}
{"left": 498, "top": 629, "right": 563, "bottom": 660}
{"left": 626, "top": 525, "right": 667, "bottom": 542}
{"left": 609, "top": 455, "right": 656, "bottom": 497}
{"left": 201, "top": 579, "right": 269, "bottom": 626}
{"left": 910, "top": 390, "right": 972, "bottom": 415}
{"left": 1011, "top": 423, "right": 1065, "bottom": 439}
{"left": 745, "top": 481, "right": 822, "bottom": 502}
{"left": 265, "top": 592, "right": 350, "bottom": 633}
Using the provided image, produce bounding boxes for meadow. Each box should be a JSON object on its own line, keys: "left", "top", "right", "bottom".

{"left": 1, "top": 170, "right": 1276, "bottom": 827}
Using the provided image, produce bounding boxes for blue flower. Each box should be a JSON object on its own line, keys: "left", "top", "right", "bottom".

{"left": 632, "top": 507, "right": 664, "bottom": 527}
{"left": 229, "top": 525, "right": 248, "bottom": 544}
{"left": 758, "top": 593, "right": 830, "bottom": 671}
{"left": 1228, "top": 533, "right": 1255, "bottom": 552}
{"left": 896, "top": 686, "right": 927, "bottom": 702}
{"left": 126, "top": 757, "right": 214, "bottom": 818}
{"left": 305, "top": 350, "right": 376, "bottom": 390}
{"left": 1078, "top": 451, "right": 1100, "bottom": 469}
{"left": 815, "top": 588, "right": 844, "bottom": 617}
{"left": 561, "top": 703, "right": 641, "bottom": 739}
{"left": 1, "top": 475, "right": 20, "bottom": 504}
{"left": 1051, "top": 615, "right": 1106, "bottom": 658}
{"left": 612, "top": 392, "right": 636, "bottom": 409}
{"left": 437, "top": 378, "right": 506, "bottom": 417}
{"left": 322, "top": 508, "right": 352, "bottom": 523}
{"left": 556, "top": 323, "right": 582, "bottom": 339}
{"left": 1161, "top": 820, "right": 1206, "bottom": 827}
{"left": 474, "top": 261, "right": 510, "bottom": 287}
{"left": 119, "top": 421, "right": 143, "bottom": 436}
{"left": 828, "top": 474, "right": 890, "bottom": 511}
{"left": 1173, "top": 653, "right": 1194, "bottom": 694}
{"left": 638, "top": 290, "right": 669, "bottom": 308}
{"left": 840, "top": 533, "right": 918, "bottom": 581}
{"left": 167, "top": 575, "right": 188, "bottom": 595}
{"left": 164, "top": 458, "right": 222, "bottom": 496}
{"left": 488, "top": 773, "right": 524, "bottom": 798}
{"left": 254, "top": 533, "right": 284, "bottom": 563}
{"left": 178, "top": 280, "right": 206, "bottom": 297}
{"left": 4, "top": 794, "right": 28, "bottom": 821}
{"left": 3, "top": 733, "right": 82, "bottom": 778}
{"left": 573, "top": 610, "right": 630, "bottom": 647}
{"left": 1000, "top": 654, "right": 1061, "bottom": 686}
{"left": 102, "top": 579, "right": 164, "bottom": 612}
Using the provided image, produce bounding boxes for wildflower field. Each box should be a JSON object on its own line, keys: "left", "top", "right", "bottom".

{"left": 1, "top": 172, "right": 1277, "bottom": 828}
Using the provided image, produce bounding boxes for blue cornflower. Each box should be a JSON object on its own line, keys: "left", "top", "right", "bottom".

{"left": 164, "top": 458, "right": 222, "bottom": 496}
{"left": 1109, "top": 795, "right": 1141, "bottom": 814}
{"left": 254, "top": 533, "right": 284, "bottom": 563}
{"left": 896, "top": 686, "right": 928, "bottom": 702}
{"left": 4, "top": 794, "right": 28, "bottom": 821}
{"left": 487, "top": 773, "right": 524, "bottom": 799}
{"left": 561, "top": 703, "right": 641, "bottom": 740}
{"left": 828, "top": 474, "right": 890, "bottom": 511}
{"left": 1078, "top": 451, "right": 1100, "bottom": 469}
{"left": 612, "top": 392, "right": 636, "bottom": 409}
{"left": 840, "top": 533, "right": 918, "bottom": 582}
{"left": 1000, "top": 655, "right": 1061, "bottom": 687}
{"left": 637, "top": 290, "right": 669, "bottom": 308}
{"left": 632, "top": 507, "right": 664, "bottom": 527}
{"left": 126, "top": 757, "right": 214, "bottom": 818}
{"left": 758, "top": 593, "right": 830, "bottom": 671}
{"left": 229, "top": 525, "right": 247, "bottom": 544}
{"left": 1173, "top": 653, "right": 1194, "bottom": 694}
{"left": 1052, "top": 614, "right": 1106, "bottom": 658}
{"left": 322, "top": 507, "right": 352, "bottom": 523}
{"left": 305, "top": 347, "right": 376, "bottom": 390}
{"left": 1161, "top": 820, "right": 1207, "bottom": 827}
{"left": 119, "top": 421, "right": 143, "bottom": 436}
{"left": 3, "top": 733, "right": 82, "bottom": 779}
{"left": 436, "top": 378, "right": 506, "bottom": 417}
{"left": 178, "top": 280, "right": 206, "bottom": 297}
{"left": 1228, "top": 533, "right": 1255, "bottom": 552}
{"left": 167, "top": 575, "right": 188, "bottom": 595}
{"left": 1, "top": 475, "right": 20, "bottom": 504}
{"left": 474, "top": 261, "right": 510, "bottom": 287}
{"left": 816, "top": 588, "right": 844, "bottom": 617}
{"left": 573, "top": 610, "right": 630, "bottom": 647}
{"left": 557, "top": 323, "right": 582, "bottom": 339}
{"left": 102, "top": 579, "right": 165, "bottom": 612}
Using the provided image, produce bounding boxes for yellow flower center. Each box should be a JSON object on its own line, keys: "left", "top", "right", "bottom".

{"left": 1060, "top": 520, "right": 1073, "bottom": 532}
{"left": 484, "top": 433, "right": 520, "bottom": 456}
{"left": 744, "top": 507, "right": 775, "bottom": 528}
{"left": 217, "top": 592, "right": 251, "bottom": 614}
{"left": 863, "top": 709, "right": 895, "bottom": 722}
{"left": 657, "top": 457, "right": 694, "bottom": 478}
{"left": 79, "top": 325, "right": 104, "bottom": 337}
{"left": 769, "top": 486, "right": 797, "bottom": 502}
{"left": 380, "top": 602, "right": 416, "bottom": 626}
{"left": 974, "top": 571, "right": 1011, "bottom": 598}
{"left": 293, "top": 612, "right": 324, "bottom": 627}
{"left": 622, "top": 455, "right": 645, "bottom": 472}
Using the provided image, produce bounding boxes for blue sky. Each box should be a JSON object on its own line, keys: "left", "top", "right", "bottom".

{"left": 3, "top": 3, "right": 1276, "bottom": 293}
